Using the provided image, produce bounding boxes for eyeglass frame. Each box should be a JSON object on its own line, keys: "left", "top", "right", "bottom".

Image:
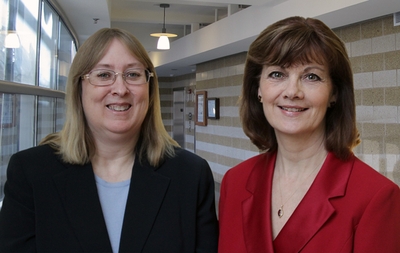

{"left": 81, "top": 68, "right": 154, "bottom": 86}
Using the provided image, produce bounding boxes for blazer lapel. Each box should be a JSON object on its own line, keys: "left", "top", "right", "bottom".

{"left": 242, "top": 152, "right": 276, "bottom": 253}
{"left": 119, "top": 158, "right": 170, "bottom": 252}
{"left": 53, "top": 163, "right": 112, "bottom": 252}
{"left": 273, "top": 153, "right": 353, "bottom": 252}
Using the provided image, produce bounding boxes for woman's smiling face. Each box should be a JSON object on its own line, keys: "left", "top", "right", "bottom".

{"left": 258, "top": 62, "right": 336, "bottom": 138}
{"left": 81, "top": 38, "right": 149, "bottom": 141}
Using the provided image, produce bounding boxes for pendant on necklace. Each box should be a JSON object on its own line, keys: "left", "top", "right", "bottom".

{"left": 278, "top": 205, "right": 284, "bottom": 218}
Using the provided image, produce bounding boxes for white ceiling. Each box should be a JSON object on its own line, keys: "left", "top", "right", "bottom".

{"left": 51, "top": 0, "right": 400, "bottom": 77}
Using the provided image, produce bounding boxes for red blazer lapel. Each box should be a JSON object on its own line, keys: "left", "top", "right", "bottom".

{"left": 273, "top": 153, "right": 352, "bottom": 252}
{"left": 242, "top": 152, "right": 276, "bottom": 253}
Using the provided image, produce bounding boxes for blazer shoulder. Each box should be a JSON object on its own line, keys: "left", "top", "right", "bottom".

{"left": 351, "top": 155, "right": 398, "bottom": 189}
{"left": 156, "top": 147, "right": 211, "bottom": 178}
{"left": 169, "top": 147, "right": 209, "bottom": 166}
{"left": 340, "top": 155, "right": 400, "bottom": 203}
{"left": 226, "top": 152, "right": 272, "bottom": 177}
{"left": 12, "top": 144, "right": 58, "bottom": 160}
{"left": 222, "top": 152, "right": 274, "bottom": 188}
{"left": 8, "top": 144, "right": 66, "bottom": 177}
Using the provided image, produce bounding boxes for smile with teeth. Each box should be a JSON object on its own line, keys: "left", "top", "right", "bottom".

{"left": 107, "top": 104, "right": 131, "bottom": 111}
{"left": 279, "top": 106, "right": 307, "bottom": 112}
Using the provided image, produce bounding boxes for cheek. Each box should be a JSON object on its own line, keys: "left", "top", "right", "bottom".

{"left": 131, "top": 86, "right": 150, "bottom": 103}
{"left": 315, "top": 89, "right": 332, "bottom": 107}
{"left": 259, "top": 85, "right": 279, "bottom": 103}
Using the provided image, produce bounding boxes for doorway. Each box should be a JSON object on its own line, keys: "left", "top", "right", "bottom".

{"left": 172, "top": 89, "right": 185, "bottom": 147}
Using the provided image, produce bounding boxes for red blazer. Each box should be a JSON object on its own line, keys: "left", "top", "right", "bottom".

{"left": 218, "top": 152, "right": 400, "bottom": 253}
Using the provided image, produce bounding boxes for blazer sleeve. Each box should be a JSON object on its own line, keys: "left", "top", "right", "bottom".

{"left": 0, "top": 153, "right": 36, "bottom": 252}
{"left": 354, "top": 183, "right": 400, "bottom": 252}
{"left": 195, "top": 159, "right": 219, "bottom": 253}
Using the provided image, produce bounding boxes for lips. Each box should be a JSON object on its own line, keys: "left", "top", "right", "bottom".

{"left": 107, "top": 104, "right": 131, "bottom": 111}
{"left": 279, "top": 106, "right": 307, "bottom": 112}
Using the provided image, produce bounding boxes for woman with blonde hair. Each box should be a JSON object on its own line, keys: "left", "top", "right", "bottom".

{"left": 0, "top": 28, "right": 218, "bottom": 253}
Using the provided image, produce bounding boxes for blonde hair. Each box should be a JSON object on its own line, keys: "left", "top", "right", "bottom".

{"left": 40, "top": 28, "right": 178, "bottom": 166}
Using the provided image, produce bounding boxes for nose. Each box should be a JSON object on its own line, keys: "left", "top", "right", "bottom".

{"left": 111, "top": 73, "right": 130, "bottom": 96}
{"left": 283, "top": 77, "right": 304, "bottom": 100}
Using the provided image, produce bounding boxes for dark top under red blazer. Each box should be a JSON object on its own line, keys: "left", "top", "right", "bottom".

{"left": 0, "top": 144, "right": 218, "bottom": 252}
{"left": 218, "top": 152, "right": 400, "bottom": 253}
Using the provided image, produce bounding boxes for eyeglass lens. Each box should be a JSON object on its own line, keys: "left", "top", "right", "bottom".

{"left": 88, "top": 69, "right": 150, "bottom": 86}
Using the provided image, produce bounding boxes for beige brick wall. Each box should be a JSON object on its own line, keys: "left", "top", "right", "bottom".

{"left": 334, "top": 14, "right": 400, "bottom": 185}
{"left": 195, "top": 53, "right": 259, "bottom": 184}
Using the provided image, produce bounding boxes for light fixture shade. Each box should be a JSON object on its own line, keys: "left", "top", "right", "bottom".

{"left": 150, "top": 4, "right": 177, "bottom": 50}
{"left": 157, "top": 35, "right": 170, "bottom": 50}
{"left": 5, "top": 32, "right": 20, "bottom": 48}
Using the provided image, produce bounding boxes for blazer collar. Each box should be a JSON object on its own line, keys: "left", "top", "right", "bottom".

{"left": 273, "top": 153, "right": 353, "bottom": 252}
{"left": 53, "top": 162, "right": 112, "bottom": 252}
{"left": 53, "top": 156, "right": 171, "bottom": 252}
{"left": 242, "top": 152, "right": 354, "bottom": 253}
{"left": 242, "top": 152, "right": 276, "bottom": 253}
{"left": 119, "top": 158, "right": 170, "bottom": 252}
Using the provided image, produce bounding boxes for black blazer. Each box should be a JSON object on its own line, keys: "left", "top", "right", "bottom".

{"left": 0, "top": 144, "right": 218, "bottom": 252}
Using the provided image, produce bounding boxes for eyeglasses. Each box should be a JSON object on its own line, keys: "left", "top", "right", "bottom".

{"left": 82, "top": 68, "right": 154, "bottom": 86}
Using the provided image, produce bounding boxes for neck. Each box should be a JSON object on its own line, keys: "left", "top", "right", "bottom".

{"left": 91, "top": 139, "right": 137, "bottom": 183}
{"left": 92, "top": 153, "right": 135, "bottom": 183}
{"left": 275, "top": 137, "right": 327, "bottom": 178}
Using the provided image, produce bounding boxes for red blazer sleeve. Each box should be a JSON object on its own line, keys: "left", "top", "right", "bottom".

{"left": 353, "top": 182, "right": 400, "bottom": 252}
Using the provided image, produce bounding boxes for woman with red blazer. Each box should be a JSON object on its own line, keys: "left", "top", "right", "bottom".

{"left": 218, "top": 16, "right": 400, "bottom": 253}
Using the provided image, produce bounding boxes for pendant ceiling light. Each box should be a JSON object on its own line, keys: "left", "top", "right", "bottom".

{"left": 150, "top": 3, "right": 177, "bottom": 50}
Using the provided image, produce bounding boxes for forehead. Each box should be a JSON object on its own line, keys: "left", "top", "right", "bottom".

{"left": 281, "top": 47, "right": 328, "bottom": 69}
{"left": 95, "top": 39, "right": 145, "bottom": 69}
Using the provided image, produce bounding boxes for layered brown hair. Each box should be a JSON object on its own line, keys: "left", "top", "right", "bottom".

{"left": 41, "top": 28, "right": 178, "bottom": 166}
{"left": 240, "top": 16, "right": 359, "bottom": 160}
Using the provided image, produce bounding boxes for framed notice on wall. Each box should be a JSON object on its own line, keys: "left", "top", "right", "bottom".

{"left": 195, "top": 90, "right": 207, "bottom": 126}
{"left": 207, "top": 98, "right": 219, "bottom": 119}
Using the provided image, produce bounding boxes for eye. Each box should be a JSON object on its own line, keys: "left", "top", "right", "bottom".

{"left": 268, "top": 71, "right": 284, "bottom": 79}
{"left": 95, "top": 70, "right": 113, "bottom": 80}
{"left": 125, "top": 69, "right": 142, "bottom": 79}
{"left": 305, "top": 73, "right": 321, "bottom": 81}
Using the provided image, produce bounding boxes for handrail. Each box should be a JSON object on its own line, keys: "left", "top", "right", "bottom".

{"left": 0, "top": 80, "right": 65, "bottom": 99}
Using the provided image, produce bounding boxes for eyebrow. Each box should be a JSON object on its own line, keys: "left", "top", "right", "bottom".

{"left": 264, "top": 64, "right": 326, "bottom": 70}
{"left": 303, "top": 65, "right": 327, "bottom": 73}
{"left": 94, "top": 63, "right": 144, "bottom": 69}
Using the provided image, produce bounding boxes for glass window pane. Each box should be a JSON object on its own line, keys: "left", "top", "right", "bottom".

{"left": 58, "top": 23, "right": 76, "bottom": 92}
{"left": 0, "top": 0, "right": 39, "bottom": 85}
{"left": 55, "top": 97, "right": 65, "bottom": 132}
{"left": 18, "top": 94, "right": 35, "bottom": 150}
{"left": 39, "top": 1, "right": 58, "bottom": 89}
{"left": 36, "top": 96, "right": 55, "bottom": 143}
{"left": 0, "top": 0, "right": 72, "bottom": 203}
{"left": 0, "top": 93, "right": 23, "bottom": 201}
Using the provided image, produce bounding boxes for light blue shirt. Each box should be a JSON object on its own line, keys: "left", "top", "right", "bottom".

{"left": 95, "top": 175, "right": 130, "bottom": 253}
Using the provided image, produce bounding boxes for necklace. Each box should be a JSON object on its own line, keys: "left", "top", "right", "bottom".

{"left": 277, "top": 153, "right": 327, "bottom": 218}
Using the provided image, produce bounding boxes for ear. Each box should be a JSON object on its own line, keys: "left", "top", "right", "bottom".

{"left": 329, "top": 87, "right": 338, "bottom": 107}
